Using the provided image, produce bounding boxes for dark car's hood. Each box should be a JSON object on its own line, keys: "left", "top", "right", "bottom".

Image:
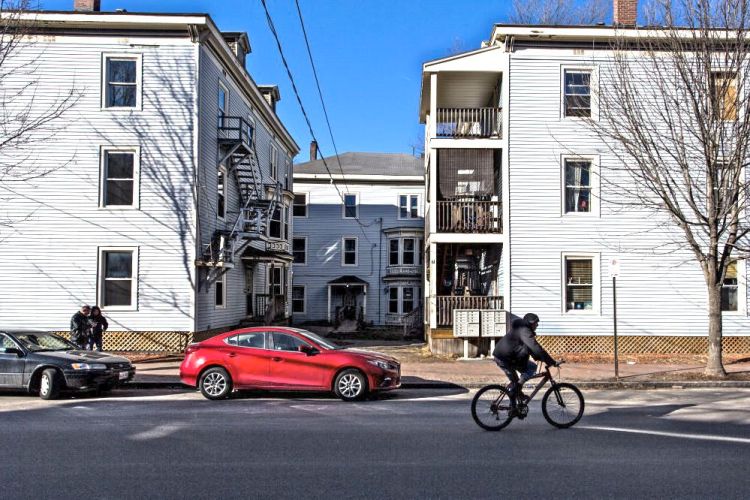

{"left": 342, "top": 348, "right": 399, "bottom": 365}
{"left": 31, "top": 350, "right": 131, "bottom": 365}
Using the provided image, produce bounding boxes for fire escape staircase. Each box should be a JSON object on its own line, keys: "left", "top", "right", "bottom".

{"left": 198, "top": 116, "right": 283, "bottom": 287}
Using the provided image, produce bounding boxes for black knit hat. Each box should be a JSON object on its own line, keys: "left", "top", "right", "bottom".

{"left": 523, "top": 313, "right": 540, "bottom": 324}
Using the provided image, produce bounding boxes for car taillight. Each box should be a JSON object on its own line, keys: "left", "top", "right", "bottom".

{"left": 185, "top": 343, "right": 200, "bottom": 355}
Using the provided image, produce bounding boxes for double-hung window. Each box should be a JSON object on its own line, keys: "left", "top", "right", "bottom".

{"left": 343, "top": 194, "right": 358, "bottom": 219}
{"left": 389, "top": 239, "right": 399, "bottom": 265}
{"left": 399, "top": 195, "right": 420, "bottom": 219}
{"left": 402, "top": 238, "right": 416, "bottom": 265}
{"left": 103, "top": 55, "right": 140, "bottom": 109}
{"left": 99, "top": 248, "right": 137, "bottom": 309}
{"left": 101, "top": 148, "right": 138, "bottom": 207}
{"left": 563, "top": 69, "right": 592, "bottom": 118}
{"left": 292, "top": 237, "right": 307, "bottom": 264}
{"left": 215, "top": 273, "right": 226, "bottom": 308}
{"left": 269, "top": 207, "right": 282, "bottom": 239}
{"left": 722, "top": 261, "right": 739, "bottom": 312}
{"left": 710, "top": 71, "right": 738, "bottom": 121}
{"left": 342, "top": 237, "right": 358, "bottom": 266}
{"left": 293, "top": 193, "right": 308, "bottom": 217}
{"left": 564, "top": 257, "right": 594, "bottom": 311}
{"left": 564, "top": 159, "right": 593, "bottom": 214}
{"left": 388, "top": 288, "right": 399, "bottom": 313}
{"left": 292, "top": 285, "right": 305, "bottom": 314}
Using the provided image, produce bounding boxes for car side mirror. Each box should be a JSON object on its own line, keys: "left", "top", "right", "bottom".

{"left": 2, "top": 347, "right": 24, "bottom": 357}
{"left": 298, "top": 345, "right": 318, "bottom": 356}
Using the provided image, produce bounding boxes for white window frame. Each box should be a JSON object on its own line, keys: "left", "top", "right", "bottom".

{"left": 101, "top": 53, "right": 143, "bottom": 111}
{"left": 561, "top": 252, "right": 600, "bottom": 315}
{"left": 291, "top": 285, "right": 306, "bottom": 314}
{"left": 270, "top": 143, "right": 279, "bottom": 180}
{"left": 293, "top": 192, "right": 309, "bottom": 218}
{"left": 560, "top": 155, "right": 599, "bottom": 217}
{"left": 98, "top": 246, "right": 139, "bottom": 311}
{"left": 217, "top": 165, "right": 227, "bottom": 221}
{"left": 292, "top": 236, "right": 307, "bottom": 266}
{"left": 342, "top": 237, "right": 358, "bottom": 267}
{"left": 722, "top": 259, "right": 746, "bottom": 315}
{"left": 388, "top": 287, "right": 400, "bottom": 314}
{"left": 218, "top": 81, "right": 229, "bottom": 128}
{"left": 214, "top": 272, "right": 227, "bottom": 309}
{"left": 99, "top": 146, "right": 140, "bottom": 209}
{"left": 398, "top": 194, "right": 421, "bottom": 220}
{"left": 342, "top": 193, "right": 359, "bottom": 219}
{"left": 560, "top": 66, "right": 598, "bottom": 121}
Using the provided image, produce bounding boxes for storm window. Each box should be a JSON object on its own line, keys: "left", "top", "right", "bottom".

{"left": 563, "top": 69, "right": 591, "bottom": 118}
{"left": 102, "top": 149, "right": 137, "bottom": 207}
{"left": 104, "top": 56, "right": 139, "bottom": 108}
{"left": 564, "top": 159, "right": 592, "bottom": 213}
{"left": 99, "top": 248, "right": 137, "bottom": 309}
{"left": 565, "top": 257, "right": 593, "bottom": 311}
{"left": 342, "top": 238, "right": 357, "bottom": 266}
{"left": 343, "top": 194, "right": 358, "bottom": 219}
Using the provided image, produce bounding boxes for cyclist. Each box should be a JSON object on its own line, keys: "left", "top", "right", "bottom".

{"left": 492, "top": 313, "right": 558, "bottom": 414}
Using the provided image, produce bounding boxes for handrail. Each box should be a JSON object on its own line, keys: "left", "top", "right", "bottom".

{"left": 436, "top": 107, "right": 502, "bottom": 138}
{"left": 218, "top": 115, "right": 254, "bottom": 146}
{"left": 436, "top": 295, "right": 504, "bottom": 326}
{"left": 436, "top": 200, "right": 502, "bottom": 233}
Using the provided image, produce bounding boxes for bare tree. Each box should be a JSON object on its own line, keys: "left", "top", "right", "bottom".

{"left": 0, "top": 0, "right": 79, "bottom": 234}
{"left": 509, "top": 0, "right": 610, "bottom": 25}
{"left": 586, "top": 0, "right": 750, "bottom": 376}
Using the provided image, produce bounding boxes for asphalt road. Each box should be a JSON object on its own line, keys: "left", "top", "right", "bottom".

{"left": 1, "top": 387, "right": 749, "bottom": 499}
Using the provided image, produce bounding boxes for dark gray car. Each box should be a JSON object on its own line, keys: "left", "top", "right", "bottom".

{"left": 0, "top": 330, "right": 135, "bottom": 399}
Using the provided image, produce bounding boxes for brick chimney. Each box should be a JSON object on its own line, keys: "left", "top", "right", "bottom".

{"left": 309, "top": 140, "right": 318, "bottom": 161}
{"left": 74, "top": 0, "right": 101, "bottom": 11}
{"left": 613, "top": 0, "right": 638, "bottom": 26}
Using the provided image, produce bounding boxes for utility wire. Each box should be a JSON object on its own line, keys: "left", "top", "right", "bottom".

{"left": 259, "top": 0, "right": 373, "bottom": 244}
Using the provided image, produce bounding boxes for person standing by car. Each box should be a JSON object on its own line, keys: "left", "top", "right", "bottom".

{"left": 70, "top": 304, "right": 90, "bottom": 349}
{"left": 87, "top": 306, "right": 108, "bottom": 351}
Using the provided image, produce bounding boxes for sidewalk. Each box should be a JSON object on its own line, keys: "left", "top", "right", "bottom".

{"left": 129, "top": 342, "right": 750, "bottom": 390}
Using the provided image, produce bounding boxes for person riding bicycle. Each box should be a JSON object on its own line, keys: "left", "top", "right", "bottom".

{"left": 492, "top": 313, "right": 558, "bottom": 413}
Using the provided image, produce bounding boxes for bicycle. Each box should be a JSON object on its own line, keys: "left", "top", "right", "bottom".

{"left": 471, "top": 361, "right": 584, "bottom": 431}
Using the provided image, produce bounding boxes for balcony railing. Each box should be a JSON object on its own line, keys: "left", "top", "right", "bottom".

{"left": 436, "top": 107, "right": 502, "bottom": 138}
{"left": 436, "top": 200, "right": 502, "bottom": 233}
{"left": 386, "top": 264, "right": 422, "bottom": 276}
{"left": 218, "top": 115, "right": 254, "bottom": 146}
{"left": 436, "top": 295, "right": 504, "bottom": 326}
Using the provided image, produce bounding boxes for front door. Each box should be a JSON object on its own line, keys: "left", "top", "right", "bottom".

{"left": 268, "top": 332, "right": 327, "bottom": 389}
{"left": 0, "top": 334, "right": 25, "bottom": 388}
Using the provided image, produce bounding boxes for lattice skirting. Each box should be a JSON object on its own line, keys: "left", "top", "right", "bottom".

{"left": 535, "top": 336, "right": 750, "bottom": 354}
{"left": 55, "top": 331, "right": 193, "bottom": 352}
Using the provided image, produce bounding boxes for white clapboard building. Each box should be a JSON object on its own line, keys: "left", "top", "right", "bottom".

{"left": 291, "top": 146, "right": 424, "bottom": 331}
{"left": 0, "top": 2, "right": 298, "bottom": 350}
{"left": 420, "top": 0, "right": 750, "bottom": 355}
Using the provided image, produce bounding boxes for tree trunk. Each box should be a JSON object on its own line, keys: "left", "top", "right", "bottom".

{"left": 705, "top": 284, "right": 727, "bottom": 377}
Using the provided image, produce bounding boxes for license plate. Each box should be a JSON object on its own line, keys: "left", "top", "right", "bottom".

{"left": 118, "top": 371, "right": 129, "bottom": 380}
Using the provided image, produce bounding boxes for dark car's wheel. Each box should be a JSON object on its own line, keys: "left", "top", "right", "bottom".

{"left": 199, "top": 367, "right": 232, "bottom": 400}
{"left": 334, "top": 369, "right": 367, "bottom": 401}
{"left": 39, "top": 368, "right": 62, "bottom": 400}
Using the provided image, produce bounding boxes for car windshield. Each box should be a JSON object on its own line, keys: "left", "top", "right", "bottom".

{"left": 14, "top": 333, "right": 75, "bottom": 352}
{"left": 294, "top": 329, "right": 342, "bottom": 350}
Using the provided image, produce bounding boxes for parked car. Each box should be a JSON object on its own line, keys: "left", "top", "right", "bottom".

{"left": 180, "top": 327, "right": 401, "bottom": 401}
{"left": 0, "top": 330, "right": 135, "bottom": 399}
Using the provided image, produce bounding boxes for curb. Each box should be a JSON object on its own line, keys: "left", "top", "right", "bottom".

{"left": 126, "top": 380, "right": 750, "bottom": 391}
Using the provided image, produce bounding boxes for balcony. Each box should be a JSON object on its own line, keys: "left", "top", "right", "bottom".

{"left": 436, "top": 107, "right": 502, "bottom": 139}
{"left": 436, "top": 200, "right": 502, "bottom": 233}
{"left": 436, "top": 295, "right": 503, "bottom": 327}
{"left": 218, "top": 115, "right": 253, "bottom": 148}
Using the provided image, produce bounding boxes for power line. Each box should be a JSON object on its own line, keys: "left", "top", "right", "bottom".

{"left": 259, "top": 0, "right": 373, "bottom": 244}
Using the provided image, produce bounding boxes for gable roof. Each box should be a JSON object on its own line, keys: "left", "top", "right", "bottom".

{"left": 294, "top": 152, "right": 423, "bottom": 178}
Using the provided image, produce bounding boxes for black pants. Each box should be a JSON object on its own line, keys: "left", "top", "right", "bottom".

{"left": 494, "top": 357, "right": 537, "bottom": 404}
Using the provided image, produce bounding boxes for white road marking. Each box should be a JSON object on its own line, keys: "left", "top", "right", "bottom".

{"left": 129, "top": 422, "right": 187, "bottom": 441}
{"left": 579, "top": 425, "right": 750, "bottom": 445}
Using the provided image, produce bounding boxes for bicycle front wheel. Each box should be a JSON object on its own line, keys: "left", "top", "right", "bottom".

{"left": 541, "top": 383, "right": 584, "bottom": 428}
{"left": 471, "top": 385, "right": 514, "bottom": 431}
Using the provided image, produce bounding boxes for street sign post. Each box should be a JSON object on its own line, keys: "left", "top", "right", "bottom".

{"left": 609, "top": 256, "right": 621, "bottom": 380}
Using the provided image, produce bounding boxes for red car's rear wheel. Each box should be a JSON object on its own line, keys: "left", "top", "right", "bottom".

{"left": 199, "top": 367, "right": 233, "bottom": 400}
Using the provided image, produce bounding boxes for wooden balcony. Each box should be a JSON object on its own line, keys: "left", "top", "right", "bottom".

{"left": 436, "top": 107, "right": 502, "bottom": 138}
{"left": 436, "top": 295, "right": 503, "bottom": 326}
{"left": 436, "top": 200, "right": 502, "bottom": 233}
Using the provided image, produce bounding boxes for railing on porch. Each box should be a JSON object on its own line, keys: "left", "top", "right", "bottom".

{"left": 436, "top": 295, "right": 504, "bottom": 326}
{"left": 253, "top": 294, "right": 286, "bottom": 323}
{"left": 436, "top": 200, "right": 502, "bottom": 233}
{"left": 436, "top": 107, "right": 502, "bottom": 138}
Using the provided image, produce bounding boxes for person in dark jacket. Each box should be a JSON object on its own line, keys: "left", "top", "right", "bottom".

{"left": 493, "top": 313, "right": 558, "bottom": 411}
{"left": 87, "top": 306, "right": 108, "bottom": 351}
{"left": 70, "top": 305, "right": 91, "bottom": 349}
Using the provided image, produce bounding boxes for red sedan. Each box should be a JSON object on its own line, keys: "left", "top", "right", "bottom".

{"left": 180, "top": 327, "right": 401, "bottom": 401}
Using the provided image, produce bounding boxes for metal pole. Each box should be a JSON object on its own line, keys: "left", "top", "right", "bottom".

{"left": 613, "top": 276, "right": 619, "bottom": 380}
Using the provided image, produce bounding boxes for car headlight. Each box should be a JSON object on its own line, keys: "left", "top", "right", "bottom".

{"left": 71, "top": 363, "right": 107, "bottom": 370}
{"left": 367, "top": 360, "right": 390, "bottom": 370}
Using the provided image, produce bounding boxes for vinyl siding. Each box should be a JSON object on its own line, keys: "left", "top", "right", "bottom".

{"left": 292, "top": 178, "right": 424, "bottom": 325}
{"left": 0, "top": 35, "right": 197, "bottom": 331}
{"left": 507, "top": 47, "right": 750, "bottom": 336}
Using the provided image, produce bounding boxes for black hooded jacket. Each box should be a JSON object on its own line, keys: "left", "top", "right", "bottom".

{"left": 493, "top": 318, "right": 556, "bottom": 367}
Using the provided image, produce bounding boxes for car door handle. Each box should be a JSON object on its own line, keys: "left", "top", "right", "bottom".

{"left": 272, "top": 357, "right": 283, "bottom": 362}
{"left": 227, "top": 353, "right": 237, "bottom": 358}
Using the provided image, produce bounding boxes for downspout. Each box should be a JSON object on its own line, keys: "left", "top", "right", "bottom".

{"left": 189, "top": 24, "right": 204, "bottom": 334}
{"left": 378, "top": 217, "right": 383, "bottom": 325}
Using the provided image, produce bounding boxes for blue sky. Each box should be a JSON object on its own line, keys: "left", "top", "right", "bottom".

{"left": 42, "top": 1, "right": 515, "bottom": 160}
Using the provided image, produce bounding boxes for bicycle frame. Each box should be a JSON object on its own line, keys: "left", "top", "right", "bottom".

{"left": 503, "top": 364, "right": 557, "bottom": 404}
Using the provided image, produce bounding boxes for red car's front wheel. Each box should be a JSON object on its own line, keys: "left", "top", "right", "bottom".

{"left": 334, "top": 369, "right": 367, "bottom": 402}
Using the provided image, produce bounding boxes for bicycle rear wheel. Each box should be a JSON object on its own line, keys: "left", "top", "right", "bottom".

{"left": 541, "top": 383, "right": 584, "bottom": 428}
{"left": 471, "top": 385, "right": 514, "bottom": 431}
